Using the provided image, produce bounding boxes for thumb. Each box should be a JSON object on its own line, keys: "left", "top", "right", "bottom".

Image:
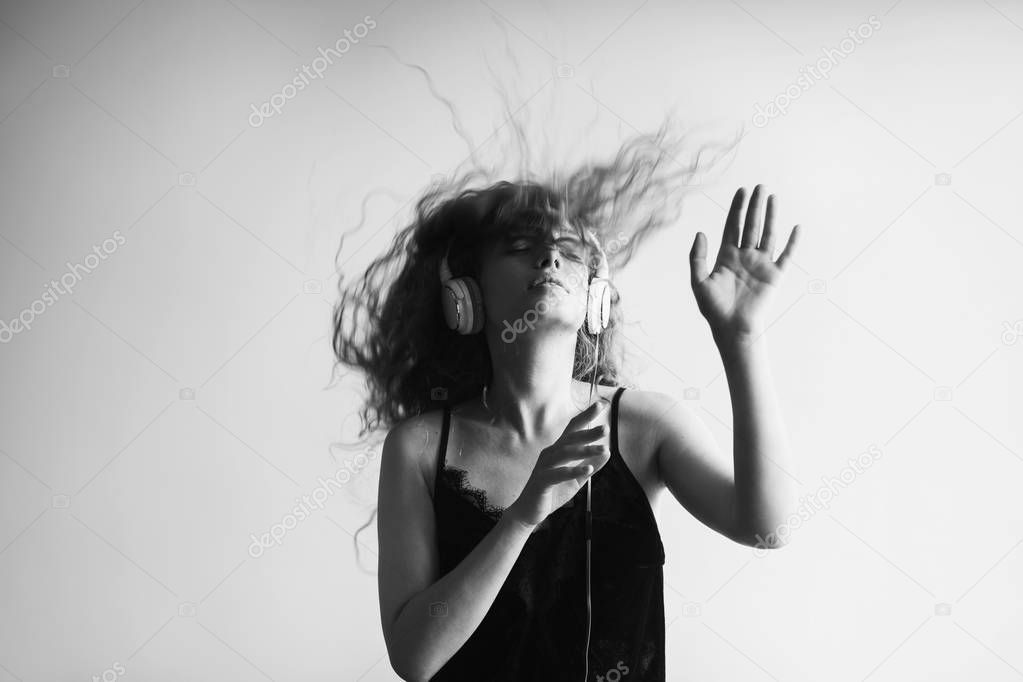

{"left": 690, "top": 232, "right": 709, "bottom": 289}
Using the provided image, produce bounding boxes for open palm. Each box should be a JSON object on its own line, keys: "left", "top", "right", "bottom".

{"left": 689, "top": 185, "right": 802, "bottom": 341}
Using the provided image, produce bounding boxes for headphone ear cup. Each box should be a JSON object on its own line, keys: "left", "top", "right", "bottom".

{"left": 442, "top": 277, "right": 485, "bottom": 335}
{"left": 462, "top": 277, "right": 485, "bottom": 334}
{"left": 598, "top": 283, "right": 611, "bottom": 328}
{"left": 586, "top": 279, "right": 611, "bottom": 335}
{"left": 441, "top": 281, "right": 459, "bottom": 331}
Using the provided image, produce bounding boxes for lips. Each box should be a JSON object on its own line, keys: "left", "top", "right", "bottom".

{"left": 529, "top": 276, "right": 567, "bottom": 291}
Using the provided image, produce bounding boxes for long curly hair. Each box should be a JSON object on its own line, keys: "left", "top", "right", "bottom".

{"left": 332, "top": 116, "right": 740, "bottom": 442}
{"left": 330, "top": 76, "right": 741, "bottom": 570}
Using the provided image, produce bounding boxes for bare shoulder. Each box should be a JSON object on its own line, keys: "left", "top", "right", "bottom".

{"left": 617, "top": 387, "right": 707, "bottom": 466}
{"left": 618, "top": 387, "right": 704, "bottom": 442}
{"left": 610, "top": 387, "right": 684, "bottom": 505}
{"left": 615, "top": 387, "right": 675, "bottom": 425}
{"left": 383, "top": 409, "right": 447, "bottom": 495}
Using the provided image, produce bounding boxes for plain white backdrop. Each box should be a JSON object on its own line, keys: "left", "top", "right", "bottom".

{"left": 1, "top": 0, "right": 1022, "bottom": 680}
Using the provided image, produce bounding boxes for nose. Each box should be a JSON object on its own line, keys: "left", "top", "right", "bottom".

{"left": 535, "top": 243, "right": 561, "bottom": 270}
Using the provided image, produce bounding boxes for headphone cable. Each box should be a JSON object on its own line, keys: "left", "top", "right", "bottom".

{"left": 582, "top": 340, "right": 600, "bottom": 682}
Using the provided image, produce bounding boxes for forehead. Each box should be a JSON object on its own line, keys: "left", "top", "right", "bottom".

{"left": 493, "top": 208, "right": 585, "bottom": 242}
{"left": 502, "top": 226, "right": 584, "bottom": 243}
{"left": 466, "top": 190, "right": 600, "bottom": 262}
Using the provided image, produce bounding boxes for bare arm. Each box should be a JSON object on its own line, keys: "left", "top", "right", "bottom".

{"left": 377, "top": 416, "right": 535, "bottom": 682}
{"left": 716, "top": 334, "right": 799, "bottom": 546}
{"left": 675, "top": 184, "right": 801, "bottom": 547}
{"left": 650, "top": 337, "right": 799, "bottom": 550}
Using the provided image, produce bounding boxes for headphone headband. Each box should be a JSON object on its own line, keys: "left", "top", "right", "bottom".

{"left": 585, "top": 229, "right": 610, "bottom": 280}
{"left": 439, "top": 245, "right": 453, "bottom": 283}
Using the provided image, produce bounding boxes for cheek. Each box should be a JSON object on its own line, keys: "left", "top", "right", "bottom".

{"left": 562, "top": 266, "right": 591, "bottom": 294}
{"left": 548, "top": 265, "right": 590, "bottom": 306}
{"left": 477, "top": 267, "right": 523, "bottom": 315}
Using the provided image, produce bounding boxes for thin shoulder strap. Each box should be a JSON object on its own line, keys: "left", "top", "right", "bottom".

{"left": 610, "top": 386, "right": 626, "bottom": 455}
{"left": 435, "top": 404, "right": 452, "bottom": 491}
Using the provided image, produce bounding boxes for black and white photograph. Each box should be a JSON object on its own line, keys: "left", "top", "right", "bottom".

{"left": 0, "top": 1, "right": 1021, "bottom": 680}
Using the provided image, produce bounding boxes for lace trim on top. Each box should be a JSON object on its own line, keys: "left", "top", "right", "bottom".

{"left": 439, "top": 465, "right": 506, "bottom": 519}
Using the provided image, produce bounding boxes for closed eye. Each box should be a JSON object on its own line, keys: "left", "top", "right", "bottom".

{"left": 504, "top": 237, "right": 585, "bottom": 260}
{"left": 562, "top": 248, "right": 584, "bottom": 262}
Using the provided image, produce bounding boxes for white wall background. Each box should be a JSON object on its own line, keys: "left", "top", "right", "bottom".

{"left": 1, "top": 0, "right": 1022, "bottom": 680}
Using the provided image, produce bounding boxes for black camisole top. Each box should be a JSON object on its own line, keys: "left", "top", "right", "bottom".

{"left": 431, "top": 386, "right": 666, "bottom": 681}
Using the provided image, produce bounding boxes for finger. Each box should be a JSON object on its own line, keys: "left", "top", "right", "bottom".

{"left": 548, "top": 463, "right": 594, "bottom": 485}
{"left": 546, "top": 431, "right": 607, "bottom": 461}
{"left": 759, "top": 194, "right": 777, "bottom": 255}
{"left": 775, "top": 224, "right": 801, "bottom": 271}
{"left": 544, "top": 442, "right": 610, "bottom": 468}
{"left": 721, "top": 187, "right": 745, "bottom": 249}
{"left": 565, "top": 400, "right": 609, "bottom": 431}
{"left": 689, "top": 232, "right": 709, "bottom": 289}
{"left": 741, "top": 184, "right": 765, "bottom": 249}
{"left": 561, "top": 423, "right": 609, "bottom": 445}
{"left": 550, "top": 451, "right": 611, "bottom": 483}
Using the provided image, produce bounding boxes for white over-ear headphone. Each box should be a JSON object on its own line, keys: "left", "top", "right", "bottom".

{"left": 583, "top": 230, "right": 613, "bottom": 336}
{"left": 438, "top": 246, "right": 485, "bottom": 335}
{"left": 438, "top": 230, "right": 612, "bottom": 336}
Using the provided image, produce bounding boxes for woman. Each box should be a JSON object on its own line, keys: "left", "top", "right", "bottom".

{"left": 332, "top": 128, "right": 802, "bottom": 681}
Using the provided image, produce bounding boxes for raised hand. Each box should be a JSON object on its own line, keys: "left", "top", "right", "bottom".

{"left": 688, "top": 185, "right": 801, "bottom": 343}
{"left": 506, "top": 401, "right": 611, "bottom": 529}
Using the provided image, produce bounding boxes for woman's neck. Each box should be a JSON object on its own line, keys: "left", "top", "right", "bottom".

{"left": 482, "top": 327, "right": 595, "bottom": 442}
